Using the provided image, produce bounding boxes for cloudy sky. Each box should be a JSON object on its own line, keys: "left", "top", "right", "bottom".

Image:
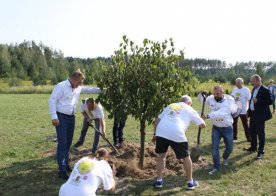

{"left": 1, "top": 0, "right": 276, "bottom": 63}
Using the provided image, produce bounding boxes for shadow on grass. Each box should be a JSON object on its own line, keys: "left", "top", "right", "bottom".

{"left": 97, "top": 176, "right": 199, "bottom": 196}
{"left": 0, "top": 154, "right": 63, "bottom": 196}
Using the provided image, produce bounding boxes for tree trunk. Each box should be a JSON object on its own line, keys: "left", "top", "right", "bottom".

{"left": 139, "top": 118, "right": 146, "bottom": 169}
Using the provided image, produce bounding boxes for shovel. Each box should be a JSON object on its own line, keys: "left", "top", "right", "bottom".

{"left": 190, "top": 91, "right": 208, "bottom": 162}
{"left": 87, "top": 123, "right": 120, "bottom": 156}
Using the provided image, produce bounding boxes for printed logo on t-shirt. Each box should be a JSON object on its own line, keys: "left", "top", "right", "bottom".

{"left": 169, "top": 103, "right": 183, "bottom": 111}
{"left": 70, "top": 176, "right": 81, "bottom": 186}
{"left": 167, "top": 103, "right": 183, "bottom": 118}
{"left": 77, "top": 161, "right": 95, "bottom": 174}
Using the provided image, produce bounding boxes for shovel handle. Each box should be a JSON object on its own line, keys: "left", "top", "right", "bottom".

{"left": 197, "top": 92, "right": 208, "bottom": 145}
{"left": 87, "top": 123, "right": 120, "bottom": 155}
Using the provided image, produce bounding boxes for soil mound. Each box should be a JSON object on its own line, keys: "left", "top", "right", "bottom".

{"left": 70, "top": 141, "right": 211, "bottom": 179}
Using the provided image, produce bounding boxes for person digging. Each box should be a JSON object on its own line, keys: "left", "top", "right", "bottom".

{"left": 152, "top": 95, "right": 206, "bottom": 190}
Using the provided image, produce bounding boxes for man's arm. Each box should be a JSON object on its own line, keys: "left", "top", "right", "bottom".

{"left": 49, "top": 85, "right": 62, "bottom": 126}
{"left": 100, "top": 118, "right": 106, "bottom": 138}
{"left": 153, "top": 117, "right": 161, "bottom": 134}
{"left": 152, "top": 117, "right": 161, "bottom": 143}
{"left": 81, "top": 86, "right": 102, "bottom": 94}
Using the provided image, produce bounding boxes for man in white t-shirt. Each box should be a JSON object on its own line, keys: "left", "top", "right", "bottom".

{"left": 74, "top": 98, "right": 106, "bottom": 154}
{"left": 202, "top": 86, "right": 238, "bottom": 175}
{"left": 231, "top": 78, "right": 251, "bottom": 141}
{"left": 59, "top": 148, "right": 115, "bottom": 196}
{"left": 152, "top": 95, "right": 206, "bottom": 190}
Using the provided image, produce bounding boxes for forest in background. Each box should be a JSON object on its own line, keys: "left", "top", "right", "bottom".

{"left": 0, "top": 40, "right": 275, "bottom": 86}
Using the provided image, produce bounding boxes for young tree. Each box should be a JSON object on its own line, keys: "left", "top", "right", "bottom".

{"left": 96, "top": 36, "right": 195, "bottom": 168}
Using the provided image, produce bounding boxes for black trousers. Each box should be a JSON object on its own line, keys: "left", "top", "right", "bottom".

{"left": 112, "top": 115, "right": 127, "bottom": 144}
{"left": 249, "top": 112, "right": 265, "bottom": 153}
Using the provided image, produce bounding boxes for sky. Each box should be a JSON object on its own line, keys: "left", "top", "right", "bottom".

{"left": 0, "top": 0, "right": 276, "bottom": 64}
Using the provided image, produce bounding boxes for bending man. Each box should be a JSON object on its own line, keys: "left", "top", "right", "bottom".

{"left": 153, "top": 95, "right": 206, "bottom": 190}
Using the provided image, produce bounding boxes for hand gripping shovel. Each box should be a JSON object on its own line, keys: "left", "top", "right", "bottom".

{"left": 190, "top": 91, "right": 208, "bottom": 162}
{"left": 87, "top": 123, "right": 120, "bottom": 156}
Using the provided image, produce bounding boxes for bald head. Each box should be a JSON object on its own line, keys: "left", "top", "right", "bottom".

{"left": 180, "top": 95, "right": 192, "bottom": 106}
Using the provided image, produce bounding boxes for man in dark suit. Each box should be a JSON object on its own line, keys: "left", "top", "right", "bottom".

{"left": 245, "top": 74, "right": 273, "bottom": 159}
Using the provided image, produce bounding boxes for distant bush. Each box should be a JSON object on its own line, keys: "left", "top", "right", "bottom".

{"left": 0, "top": 85, "right": 54, "bottom": 94}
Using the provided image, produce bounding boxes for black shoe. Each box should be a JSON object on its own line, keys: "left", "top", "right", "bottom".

{"left": 233, "top": 137, "right": 238, "bottom": 140}
{"left": 256, "top": 152, "right": 264, "bottom": 159}
{"left": 244, "top": 147, "right": 257, "bottom": 153}
{"left": 59, "top": 172, "right": 69, "bottom": 180}
{"left": 74, "top": 141, "right": 83, "bottom": 148}
{"left": 66, "top": 166, "right": 72, "bottom": 172}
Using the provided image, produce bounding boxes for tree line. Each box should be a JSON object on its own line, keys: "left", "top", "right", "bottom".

{"left": 0, "top": 41, "right": 275, "bottom": 86}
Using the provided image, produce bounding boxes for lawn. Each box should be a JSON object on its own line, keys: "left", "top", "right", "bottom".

{"left": 0, "top": 94, "right": 275, "bottom": 195}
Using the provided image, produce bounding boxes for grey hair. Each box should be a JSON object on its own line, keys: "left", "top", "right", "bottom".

{"left": 251, "top": 74, "right": 262, "bottom": 82}
{"left": 180, "top": 95, "right": 192, "bottom": 104}
{"left": 236, "top": 77, "right": 244, "bottom": 83}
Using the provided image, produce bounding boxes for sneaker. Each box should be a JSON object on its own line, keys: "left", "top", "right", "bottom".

{"left": 187, "top": 179, "right": 199, "bottom": 190}
{"left": 154, "top": 179, "right": 163, "bottom": 188}
{"left": 73, "top": 141, "right": 83, "bottom": 148}
{"left": 223, "top": 159, "right": 229, "bottom": 166}
{"left": 208, "top": 168, "right": 219, "bottom": 175}
{"left": 256, "top": 153, "right": 264, "bottom": 159}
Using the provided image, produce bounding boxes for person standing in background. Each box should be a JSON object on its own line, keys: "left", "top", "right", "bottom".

{"left": 245, "top": 74, "right": 272, "bottom": 160}
{"left": 49, "top": 69, "right": 102, "bottom": 180}
{"left": 231, "top": 78, "right": 251, "bottom": 141}
{"left": 112, "top": 112, "right": 127, "bottom": 147}
{"left": 268, "top": 79, "right": 276, "bottom": 114}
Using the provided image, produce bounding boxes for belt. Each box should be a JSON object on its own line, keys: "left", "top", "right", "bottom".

{"left": 57, "top": 112, "right": 75, "bottom": 117}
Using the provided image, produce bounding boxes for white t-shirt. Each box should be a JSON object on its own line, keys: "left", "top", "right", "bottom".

{"left": 156, "top": 102, "right": 204, "bottom": 142}
{"left": 80, "top": 99, "right": 104, "bottom": 120}
{"left": 231, "top": 86, "right": 251, "bottom": 114}
{"left": 206, "top": 95, "right": 238, "bottom": 127}
{"left": 59, "top": 157, "right": 114, "bottom": 196}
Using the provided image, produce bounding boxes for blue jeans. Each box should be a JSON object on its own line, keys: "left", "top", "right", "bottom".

{"left": 56, "top": 113, "right": 75, "bottom": 173}
{"left": 78, "top": 117, "right": 101, "bottom": 153}
{"left": 212, "top": 125, "right": 233, "bottom": 170}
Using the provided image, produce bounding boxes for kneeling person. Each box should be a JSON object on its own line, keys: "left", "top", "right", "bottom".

{"left": 153, "top": 95, "right": 206, "bottom": 190}
{"left": 59, "top": 148, "right": 115, "bottom": 196}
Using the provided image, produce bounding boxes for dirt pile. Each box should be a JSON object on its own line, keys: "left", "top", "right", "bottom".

{"left": 70, "top": 141, "right": 211, "bottom": 179}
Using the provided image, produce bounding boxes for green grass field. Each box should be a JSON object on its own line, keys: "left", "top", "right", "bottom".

{"left": 0, "top": 94, "right": 276, "bottom": 195}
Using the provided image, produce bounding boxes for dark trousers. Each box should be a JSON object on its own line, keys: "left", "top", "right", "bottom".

{"left": 113, "top": 116, "right": 126, "bottom": 144}
{"left": 249, "top": 113, "right": 265, "bottom": 153}
{"left": 233, "top": 114, "right": 251, "bottom": 141}
{"left": 78, "top": 117, "right": 101, "bottom": 153}
{"left": 56, "top": 113, "right": 75, "bottom": 173}
{"left": 272, "top": 97, "right": 275, "bottom": 110}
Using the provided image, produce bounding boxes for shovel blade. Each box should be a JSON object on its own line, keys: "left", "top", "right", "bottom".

{"left": 190, "top": 146, "right": 203, "bottom": 163}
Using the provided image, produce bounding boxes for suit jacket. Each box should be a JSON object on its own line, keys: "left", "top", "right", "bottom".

{"left": 248, "top": 85, "right": 273, "bottom": 122}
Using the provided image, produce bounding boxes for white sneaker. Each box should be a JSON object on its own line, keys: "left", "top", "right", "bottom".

{"left": 208, "top": 168, "right": 219, "bottom": 175}
{"left": 223, "top": 159, "right": 229, "bottom": 166}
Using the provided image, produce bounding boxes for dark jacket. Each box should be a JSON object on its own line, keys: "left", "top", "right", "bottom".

{"left": 248, "top": 85, "right": 273, "bottom": 122}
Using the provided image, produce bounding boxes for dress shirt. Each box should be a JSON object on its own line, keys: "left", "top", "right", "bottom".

{"left": 49, "top": 79, "right": 101, "bottom": 120}
{"left": 250, "top": 86, "right": 260, "bottom": 111}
